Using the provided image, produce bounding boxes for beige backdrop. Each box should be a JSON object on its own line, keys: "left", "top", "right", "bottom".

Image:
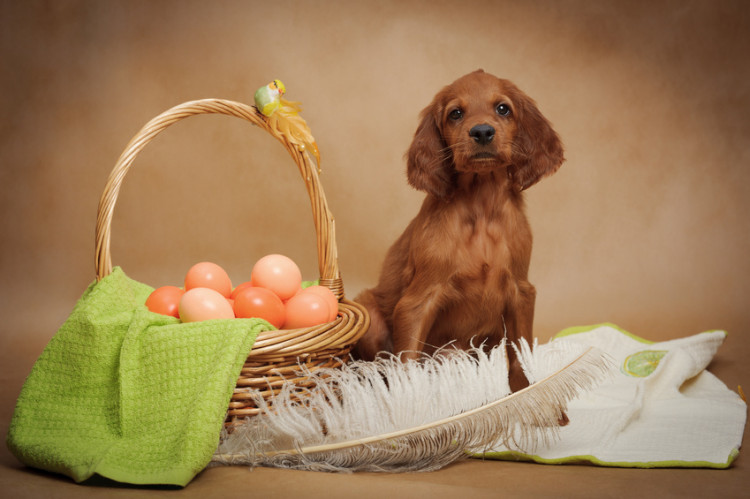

{"left": 1, "top": 0, "right": 749, "bottom": 494}
{"left": 3, "top": 0, "right": 750, "bottom": 358}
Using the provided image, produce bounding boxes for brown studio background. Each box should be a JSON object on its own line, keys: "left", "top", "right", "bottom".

{"left": 1, "top": 0, "right": 749, "bottom": 491}
{"left": 3, "top": 1, "right": 750, "bottom": 371}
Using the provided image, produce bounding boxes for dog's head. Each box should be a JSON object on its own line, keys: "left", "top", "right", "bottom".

{"left": 407, "top": 70, "right": 564, "bottom": 199}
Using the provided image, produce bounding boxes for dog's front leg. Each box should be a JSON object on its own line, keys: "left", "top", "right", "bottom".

{"left": 504, "top": 281, "right": 536, "bottom": 391}
{"left": 391, "top": 284, "right": 443, "bottom": 361}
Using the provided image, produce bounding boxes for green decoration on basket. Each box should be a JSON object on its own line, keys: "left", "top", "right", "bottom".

{"left": 253, "top": 79, "right": 321, "bottom": 170}
{"left": 254, "top": 78, "right": 286, "bottom": 116}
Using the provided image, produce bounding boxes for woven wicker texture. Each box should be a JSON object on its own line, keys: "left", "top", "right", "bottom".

{"left": 94, "top": 98, "right": 369, "bottom": 423}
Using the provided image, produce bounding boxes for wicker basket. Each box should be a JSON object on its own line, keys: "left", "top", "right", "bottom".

{"left": 94, "top": 98, "right": 369, "bottom": 425}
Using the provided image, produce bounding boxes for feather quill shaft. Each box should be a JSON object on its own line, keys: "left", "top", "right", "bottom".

{"left": 213, "top": 340, "right": 612, "bottom": 472}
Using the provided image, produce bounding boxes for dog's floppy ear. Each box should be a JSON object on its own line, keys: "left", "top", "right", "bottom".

{"left": 509, "top": 86, "right": 565, "bottom": 191}
{"left": 406, "top": 102, "right": 455, "bottom": 200}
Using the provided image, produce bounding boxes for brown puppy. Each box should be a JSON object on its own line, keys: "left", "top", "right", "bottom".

{"left": 354, "top": 70, "right": 564, "bottom": 390}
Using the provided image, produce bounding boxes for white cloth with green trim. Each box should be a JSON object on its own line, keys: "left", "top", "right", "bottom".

{"left": 481, "top": 323, "right": 746, "bottom": 468}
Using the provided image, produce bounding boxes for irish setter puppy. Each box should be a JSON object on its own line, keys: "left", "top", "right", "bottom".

{"left": 354, "top": 70, "right": 564, "bottom": 391}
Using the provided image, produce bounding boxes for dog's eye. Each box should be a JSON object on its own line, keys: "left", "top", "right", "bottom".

{"left": 448, "top": 108, "right": 463, "bottom": 121}
{"left": 496, "top": 104, "right": 511, "bottom": 116}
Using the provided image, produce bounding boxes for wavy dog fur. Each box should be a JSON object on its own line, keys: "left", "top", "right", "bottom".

{"left": 354, "top": 70, "right": 564, "bottom": 390}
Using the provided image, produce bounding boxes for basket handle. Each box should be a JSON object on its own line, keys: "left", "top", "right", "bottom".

{"left": 94, "top": 98, "right": 344, "bottom": 298}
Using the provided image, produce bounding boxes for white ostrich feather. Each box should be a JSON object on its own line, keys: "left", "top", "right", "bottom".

{"left": 212, "top": 339, "right": 612, "bottom": 472}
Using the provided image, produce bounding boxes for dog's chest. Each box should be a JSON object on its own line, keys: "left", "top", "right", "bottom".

{"left": 462, "top": 212, "right": 510, "bottom": 264}
{"left": 418, "top": 198, "right": 530, "bottom": 284}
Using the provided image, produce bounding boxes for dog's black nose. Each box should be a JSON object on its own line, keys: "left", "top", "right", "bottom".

{"left": 469, "top": 124, "right": 495, "bottom": 145}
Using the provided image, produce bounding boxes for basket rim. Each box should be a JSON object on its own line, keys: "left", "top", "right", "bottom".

{"left": 249, "top": 298, "right": 369, "bottom": 358}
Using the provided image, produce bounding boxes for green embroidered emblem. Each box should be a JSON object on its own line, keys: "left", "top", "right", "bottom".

{"left": 622, "top": 350, "right": 668, "bottom": 377}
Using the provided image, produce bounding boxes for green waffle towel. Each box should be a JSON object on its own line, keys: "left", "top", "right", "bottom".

{"left": 7, "top": 267, "right": 271, "bottom": 486}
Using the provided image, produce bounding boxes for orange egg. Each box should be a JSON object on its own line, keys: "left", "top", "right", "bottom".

{"left": 184, "top": 262, "right": 232, "bottom": 298}
{"left": 179, "top": 287, "right": 235, "bottom": 323}
{"left": 250, "top": 254, "right": 302, "bottom": 301}
{"left": 145, "top": 285, "right": 185, "bottom": 318}
{"left": 231, "top": 281, "right": 254, "bottom": 299}
{"left": 300, "top": 285, "right": 338, "bottom": 322}
{"left": 233, "top": 286, "right": 285, "bottom": 329}
{"left": 283, "top": 286, "right": 303, "bottom": 303}
{"left": 284, "top": 292, "right": 330, "bottom": 329}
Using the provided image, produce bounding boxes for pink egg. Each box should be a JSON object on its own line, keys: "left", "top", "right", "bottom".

{"left": 300, "top": 285, "right": 338, "bottom": 322}
{"left": 283, "top": 286, "right": 303, "bottom": 303}
{"left": 179, "top": 287, "right": 235, "bottom": 323}
{"left": 284, "top": 292, "right": 330, "bottom": 329}
{"left": 184, "top": 262, "right": 233, "bottom": 298}
{"left": 251, "top": 254, "right": 302, "bottom": 301}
